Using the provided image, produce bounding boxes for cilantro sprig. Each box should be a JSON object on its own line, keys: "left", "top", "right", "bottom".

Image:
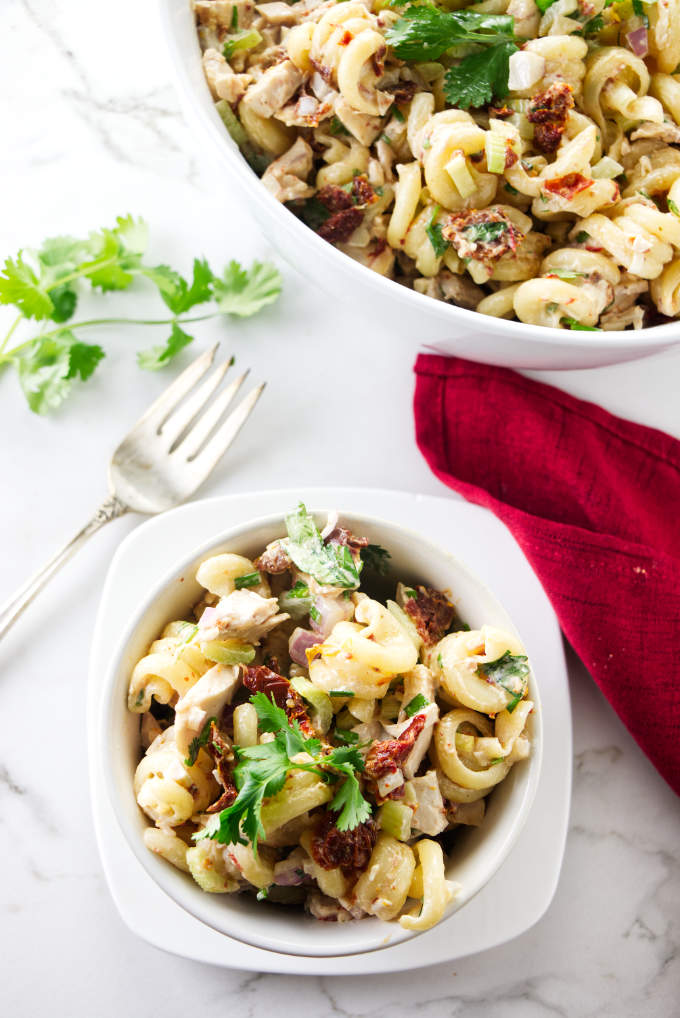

{"left": 197, "top": 692, "right": 372, "bottom": 851}
{"left": 385, "top": 7, "right": 515, "bottom": 61}
{"left": 284, "top": 503, "right": 362, "bottom": 589}
{"left": 385, "top": 5, "right": 518, "bottom": 110}
{"left": 0, "top": 215, "right": 282, "bottom": 413}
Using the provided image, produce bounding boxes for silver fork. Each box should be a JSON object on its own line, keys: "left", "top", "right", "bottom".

{"left": 0, "top": 345, "right": 264, "bottom": 640}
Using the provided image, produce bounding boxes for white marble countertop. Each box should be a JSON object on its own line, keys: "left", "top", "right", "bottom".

{"left": 1, "top": 1, "right": 679, "bottom": 1013}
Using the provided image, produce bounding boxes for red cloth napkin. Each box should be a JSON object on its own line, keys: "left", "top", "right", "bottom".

{"left": 414, "top": 354, "right": 680, "bottom": 796}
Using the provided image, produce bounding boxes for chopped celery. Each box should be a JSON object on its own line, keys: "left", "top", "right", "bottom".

{"left": 201, "top": 639, "right": 255, "bottom": 665}
{"left": 214, "top": 100, "right": 270, "bottom": 174}
{"left": 223, "top": 28, "right": 263, "bottom": 60}
{"left": 445, "top": 153, "right": 476, "bottom": 198}
{"left": 378, "top": 800, "right": 413, "bottom": 841}
{"left": 485, "top": 132, "right": 507, "bottom": 174}
{"left": 455, "top": 732, "right": 475, "bottom": 755}
{"left": 290, "top": 676, "right": 333, "bottom": 734}
{"left": 591, "top": 156, "right": 623, "bottom": 179}
{"left": 379, "top": 693, "right": 402, "bottom": 724}
{"left": 386, "top": 600, "right": 422, "bottom": 649}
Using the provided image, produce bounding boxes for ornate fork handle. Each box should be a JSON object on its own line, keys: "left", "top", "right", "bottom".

{"left": 0, "top": 493, "right": 129, "bottom": 640}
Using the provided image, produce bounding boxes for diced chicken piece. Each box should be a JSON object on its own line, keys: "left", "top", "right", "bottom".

{"left": 262, "top": 137, "right": 315, "bottom": 202}
{"left": 242, "top": 60, "right": 303, "bottom": 118}
{"left": 333, "top": 96, "right": 383, "bottom": 147}
{"left": 382, "top": 702, "right": 439, "bottom": 780}
{"left": 202, "top": 48, "right": 253, "bottom": 104}
{"left": 194, "top": 0, "right": 255, "bottom": 30}
{"left": 255, "top": 1, "right": 298, "bottom": 24}
{"left": 306, "top": 891, "right": 353, "bottom": 922}
{"left": 408, "top": 770, "right": 448, "bottom": 836}
{"left": 377, "top": 768, "right": 405, "bottom": 798}
{"left": 631, "top": 121, "right": 680, "bottom": 145}
{"left": 599, "top": 270, "right": 649, "bottom": 332}
{"left": 174, "top": 664, "right": 240, "bottom": 758}
{"left": 413, "top": 271, "right": 484, "bottom": 310}
{"left": 448, "top": 799, "right": 486, "bottom": 827}
{"left": 199, "top": 589, "right": 289, "bottom": 643}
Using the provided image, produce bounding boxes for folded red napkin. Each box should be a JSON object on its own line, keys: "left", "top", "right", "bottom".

{"left": 414, "top": 354, "right": 680, "bottom": 796}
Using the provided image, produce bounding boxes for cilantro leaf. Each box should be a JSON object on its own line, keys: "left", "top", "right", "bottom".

{"left": 334, "top": 728, "right": 360, "bottom": 745}
{"left": 212, "top": 259, "right": 282, "bottom": 317}
{"left": 235, "top": 571, "right": 261, "bottom": 590}
{"left": 330, "top": 769, "right": 372, "bottom": 831}
{"left": 444, "top": 42, "right": 518, "bottom": 109}
{"left": 285, "top": 503, "right": 362, "bottom": 589}
{"left": 386, "top": 7, "right": 515, "bottom": 61}
{"left": 184, "top": 716, "right": 217, "bottom": 767}
{"left": 80, "top": 215, "right": 148, "bottom": 291}
{"left": 0, "top": 253, "right": 54, "bottom": 320}
{"left": 16, "top": 331, "right": 105, "bottom": 414}
{"left": 143, "top": 257, "right": 214, "bottom": 314}
{"left": 535, "top": 0, "right": 557, "bottom": 10}
{"left": 361, "top": 543, "right": 391, "bottom": 575}
{"left": 137, "top": 322, "right": 194, "bottom": 370}
{"left": 477, "top": 651, "right": 529, "bottom": 712}
{"left": 426, "top": 206, "right": 450, "bottom": 258}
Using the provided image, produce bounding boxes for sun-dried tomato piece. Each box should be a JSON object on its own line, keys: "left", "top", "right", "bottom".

{"left": 242, "top": 665, "right": 315, "bottom": 736}
{"left": 310, "top": 812, "right": 378, "bottom": 874}
{"left": 543, "top": 172, "right": 593, "bottom": 200}
{"left": 528, "top": 83, "right": 575, "bottom": 154}
{"left": 364, "top": 714, "right": 426, "bottom": 780}
{"left": 254, "top": 541, "right": 292, "bottom": 575}
{"left": 403, "top": 586, "right": 455, "bottom": 646}
{"left": 317, "top": 207, "right": 364, "bottom": 243}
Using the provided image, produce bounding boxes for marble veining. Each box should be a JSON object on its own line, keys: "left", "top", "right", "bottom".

{"left": 2, "top": 0, "right": 680, "bottom": 1014}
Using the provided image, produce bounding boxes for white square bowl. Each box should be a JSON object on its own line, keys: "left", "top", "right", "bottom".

{"left": 88, "top": 488, "right": 571, "bottom": 973}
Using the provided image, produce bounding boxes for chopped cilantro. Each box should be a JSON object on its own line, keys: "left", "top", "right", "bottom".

{"left": 444, "top": 42, "right": 518, "bottom": 110}
{"left": 669, "top": 199, "right": 680, "bottom": 217}
{"left": 329, "top": 690, "right": 355, "bottom": 698}
{"left": 476, "top": 651, "right": 529, "bottom": 713}
{"left": 256, "top": 887, "right": 269, "bottom": 900}
{"left": 334, "top": 728, "right": 360, "bottom": 745}
{"left": 385, "top": 7, "right": 515, "bottom": 61}
{"left": 575, "top": 231, "right": 590, "bottom": 244}
{"left": 185, "top": 716, "right": 217, "bottom": 767}
{"left": 561, "top": 317, "right": 602, "bottom": 331}
{"left": 309, "top": 605, "right": 321, "bottom": 622}
{"left": 392, "top": 107, "right": 405, "bottom": 122}
{"left": 284, "top": 503, "right": 361, "bottom": 589}
{"left": 404, "top": 693, "right": 429, "bottom": 717}
{"left": 329, "top": 116, "right": 349, "bottom": 136}
{"left": 425, "top": 205, "right": 451, "bottom": 258}
{"left": 462, "top": 220, "right": 508, "bottom": 245}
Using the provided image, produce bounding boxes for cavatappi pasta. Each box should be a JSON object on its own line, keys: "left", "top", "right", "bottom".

{"left": 128, "top": 505, "right": 534, "bottom": 929}
{"left": 194, "top": 0, "right": 680, "bottom": 331}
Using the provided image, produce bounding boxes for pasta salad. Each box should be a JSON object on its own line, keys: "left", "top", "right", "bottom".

{"left": 128, "top": 505, "right": 534, "bottom": 929}
{"left": 194, "top": 0, "right": 680, "bottom": 331}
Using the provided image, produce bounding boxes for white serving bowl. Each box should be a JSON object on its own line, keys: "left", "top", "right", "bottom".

{"left": 101, "top": 508, "right": 542, "bottom": 957}
{"left": 159, "top": 0, "right": 679, "bottom": 370}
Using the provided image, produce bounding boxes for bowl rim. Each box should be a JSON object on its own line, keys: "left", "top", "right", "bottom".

{"left": 158, "top": 0, "right": 680, "bottom": 353}
{"left": 100, "top": 505, "right": 543, "bottom": 957}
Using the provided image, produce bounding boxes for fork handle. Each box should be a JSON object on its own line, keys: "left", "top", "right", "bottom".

{"left": 0, "top": 493, "right": 129, "bottom": 641}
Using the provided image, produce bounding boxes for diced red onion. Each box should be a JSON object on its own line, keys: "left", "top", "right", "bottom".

{"left": 198, "top": 606, "right": 218, "bottom": 629}
{"left": 626, "top": 26, "right": 648, "bottom": 57}
{"left": 274, "top": 865, "right": 311, "bottom": 887}
{"left": 289, "top": 627, "right": 323, "bottom": 667}
{"left": 309, "top": 594, "right": 354, "bottom": 637}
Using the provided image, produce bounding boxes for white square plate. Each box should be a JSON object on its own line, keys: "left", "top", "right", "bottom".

{"left": 88, "top": 487, "right": 571, "bottom": 973}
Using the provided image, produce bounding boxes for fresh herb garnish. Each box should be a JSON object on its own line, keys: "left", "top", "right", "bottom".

{"left": 426, "top": 205, "right": 451, "bottom": 257}
{"left": 489, "top": 756, "right": 505, "bottom": 765}
{"left": 404, "top": 588, "right": 418, "bottom": 599}
{"left": 329, "top": 690, "right": 355, "bottom": 698}
{"left": 578, "top": 13, "right": 604, "bottom": 34}
{"left": 284, "top": 503, "right": 362, "bottom": 589}
{"left": 0, "top": 217, "right": 282, "bottom": 413}
{"left": 361, "top": 543, "right": 391, "bottom": 575}
{"left": 309, "top": 605, "right": 321, "bottom": 622}
{"left": 444, "top": 41, "right": 518, "bottom": 109}
{"left": 392, "top": 107, "right": 405, "bottom": 122}
{"left": 476, "top": 651, "right": 529, "bottom": 713}
{"left": 462, "top": 221, "right": 509, "bottom": 245}
{"left": 561, "top": 317, "right": 602, "bottom": 331}
{"left": 404, "top": 693, "right": 430, "bottom": 717}
{"left": 669, "top": 199, "right": 680, "bottom": 217}
{"left": 256, "top": 887, "right": 269, "bottom": 900}
{"left": 334, "top": 728, "right": 360, "bottom": 745}
{"left": 504, "top": 182, "right": 520, "bottom": 195}
{"left": 185, "top": 716, "right": 217, "bottom": 767}
{"left": 386, "top": 7, "right": 515, "bottom": 61}
{"left": 196, "top": 692, "right": 372, "bottom": 849}
{"left": 535, "top": 0, "right": 557, "bottom": 10}
{"left": 329, "top": 116, "right": 350, "bottom": 136}
{"left": 235, "top": 572, "right": 261, "bottom": 590}
{"left": 575, "top": 231, "right": 590, "bottom": 244}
